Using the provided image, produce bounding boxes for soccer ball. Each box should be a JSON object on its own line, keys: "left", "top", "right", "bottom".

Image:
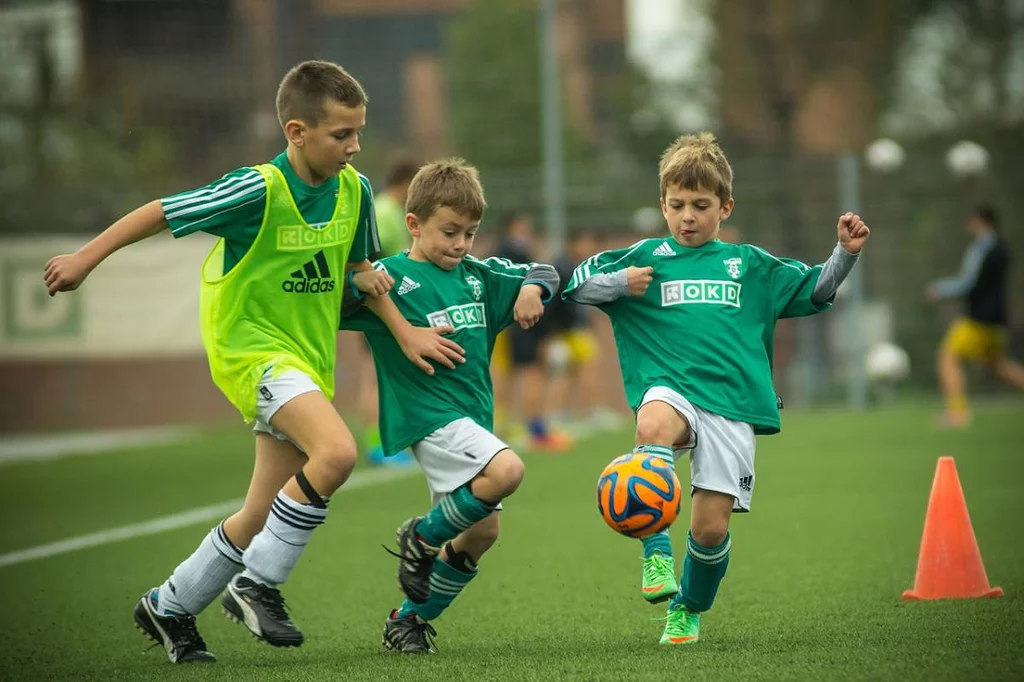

{"left": 865, "top": 342, "right": 911, "bottom": 382}
{"left": 864, "top": 138, "right": 906, "bottom": 173}
{"left": 945, "top": 140, "right": 989, "bottom": 177}
{"left": 597, "top": 453, "right": 682, "bottom": 538}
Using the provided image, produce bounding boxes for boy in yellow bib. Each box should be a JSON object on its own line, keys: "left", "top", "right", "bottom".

{"left": 44, "top": 61, "right": 463, "bottom": 664}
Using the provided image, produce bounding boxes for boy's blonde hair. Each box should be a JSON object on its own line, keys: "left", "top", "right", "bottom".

{"left": 658, "top": 132, "right": 733, "bottom": 205}
{"left": 406, "top": 158, "right": 487, "bottom": 222}
{"left": 276, "top": 60, "right": 368, "bottom": 128}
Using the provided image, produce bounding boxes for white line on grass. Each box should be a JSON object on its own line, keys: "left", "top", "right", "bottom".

{"left": 0, "top": 426, "right": 198, "bottom": 465}
{"left": 0, "top": 466, "right": 419, "bottom": 569}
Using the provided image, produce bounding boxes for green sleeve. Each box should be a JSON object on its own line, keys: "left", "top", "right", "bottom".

{"left": 752, "top": 246, "right": 831, "bottom": 319}
{"left": 161, "top": 168, "right": 266, "bottom": 241}
{"left": 347, "top": 173, "right": 380, "bottom": 263}
{"left": 469, "top": 256, "right": 536, "bottom": 332}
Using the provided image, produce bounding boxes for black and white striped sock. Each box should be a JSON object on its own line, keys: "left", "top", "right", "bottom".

{"left": 241, "top": 491, "right": 328, "bottom": 586}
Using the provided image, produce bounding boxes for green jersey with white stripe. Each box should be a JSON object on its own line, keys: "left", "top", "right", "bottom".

{"left": 563, "top": 238, "right": 832, "bottom": 435}
{"left": 161, "top": 151, "right": 378, "bottom": 273}
{"left": 341, "top": 253, "right": 545, "bottom": 454}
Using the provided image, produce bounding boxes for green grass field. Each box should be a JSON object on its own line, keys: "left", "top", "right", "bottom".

{"left": 1, "top": 402, "right": 1022, "bottom": 681}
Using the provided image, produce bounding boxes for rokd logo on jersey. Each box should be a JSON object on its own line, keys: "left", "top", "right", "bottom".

{"left": 427, "top": 303, "right": 487, "bottom": 331}
{"left": 661, "top": 280, "right": 741, "bottom": 308}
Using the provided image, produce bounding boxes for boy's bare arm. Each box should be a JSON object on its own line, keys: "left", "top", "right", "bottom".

{"left": 44, "top": 200, "right": 168, "bottom": 296}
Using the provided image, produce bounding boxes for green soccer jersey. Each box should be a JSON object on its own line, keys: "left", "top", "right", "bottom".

{"left": 341, "top": 253, "right": 551, "bottom": 454}
{"left": 160, "top": 151, "right": 379, "bottom": 272}
{"left": 563, "top": 238, "right": 832, "bottom": 435}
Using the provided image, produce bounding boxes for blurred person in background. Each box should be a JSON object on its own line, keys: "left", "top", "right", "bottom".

{"left": 360, "top": 153, "right": 420, "bottom": 466}
{"left": 546, "top": 229, "right": 623, "bottom": 432}
{"left": 490, "top": 211, "right": 571, "bottom": 451}
{"left": 927, "top": 203, "right": 1024, "bottom": 428}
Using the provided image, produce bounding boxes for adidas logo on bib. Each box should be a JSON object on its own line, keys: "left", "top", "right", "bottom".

{"left": 282, "top": 250, "right": 336, "bottom": 294}
{"left": 652, "top": 241, "right": 675, "bottom": 256}
{"left": 397, "top": 276, "right": 420, "bottom": 296}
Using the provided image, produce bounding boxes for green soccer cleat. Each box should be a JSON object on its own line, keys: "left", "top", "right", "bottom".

{"left": 641, "top": 552, "right": 678, "bottom": 604}
{"left": 659, "top": 603, "right": 700, "bottom": 645}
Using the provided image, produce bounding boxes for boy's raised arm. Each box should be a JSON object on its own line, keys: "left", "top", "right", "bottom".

{"left": 44, "top": 200, "right": 168, "bottom": 296}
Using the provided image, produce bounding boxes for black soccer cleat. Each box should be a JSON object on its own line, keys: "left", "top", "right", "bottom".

{"left": 382, "top": 609, "right": 437, "bottom": 654}
{"left": 222, "top": 576, "right": 304, "bottom": 647}
{"left": 133, "top": 588, "right": 216, "bottom": 664}
{"left": 389, "top": 516, "right": 439, "bottom": 604}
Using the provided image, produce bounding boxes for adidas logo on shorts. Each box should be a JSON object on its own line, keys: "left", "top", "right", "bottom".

{"left": 738, "top": 475, "right": 753, "bottom": 492}
{"left": 282, "top": 250, "right": 336, "bottom": 294}
{"left": 397, "top": 276, "right": 421, "bottom": 296}
{"left": 652, "top": 241, "right": 675, "bottom": 256}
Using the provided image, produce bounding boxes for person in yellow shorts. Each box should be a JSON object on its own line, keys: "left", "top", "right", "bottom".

{"left": 927, "top": 203, "right": 1024, "bottom": 427}
{"left": 546, "top": 229, "right": 622, "bottom": 431}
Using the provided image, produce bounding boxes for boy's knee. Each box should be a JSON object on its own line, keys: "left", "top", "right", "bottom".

{"left": 487, "top": 451, "right": 525, "bottom": 497}
{"left": 309, "top": 434, "right": 357, "bottom": 487}
{"left": 636, "top": 414, "right": 687, "bottom": 446}
{"left": 690, "top": 522, "right": 729, "bottom": 549}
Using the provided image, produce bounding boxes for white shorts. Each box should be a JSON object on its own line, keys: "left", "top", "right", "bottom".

{"left": 251, "top": 369, "right": 322, "bottom": 449}
{"left": 411, "top": 417, "right": 509, "bottom": 507}
{"left": 640, "top": 386, "right": 756, "bottom": 512}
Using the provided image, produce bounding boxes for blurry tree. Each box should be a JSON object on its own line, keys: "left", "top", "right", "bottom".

{"left": 444, "top": 0, "right": 587, "bottom": 171}
{"left": 713, "top": 0, "right": 943, "bottom": 250}
{"left": 883, "top": 0, "right": 1024, "bottom": 136}
{"left": 0, "top": 19, "right": 175, "bottom": 235}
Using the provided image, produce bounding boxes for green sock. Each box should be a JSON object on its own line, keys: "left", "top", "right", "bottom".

{"left": 641, "top": 529, "right": 673, "bottom": 559}
{"left": 672, "top": 531, "right": 730, "bottom": 613}
{"left": 634, "top": 444, "right": 673, "bottom": 463}
{"left": 397, "top": 554, "right": 477, "bottom": 621}
{"left": 415, "top": 485, "right": 497, "bottom": 547}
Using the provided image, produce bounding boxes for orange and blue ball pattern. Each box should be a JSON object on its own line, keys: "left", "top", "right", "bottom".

{"left": 597, "top": 453, "right": 682, "bottom": 538}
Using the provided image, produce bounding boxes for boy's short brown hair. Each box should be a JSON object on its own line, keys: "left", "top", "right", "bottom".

{"left": 658, "top": 132, "right": 733, "bottom": 205}
{"left": 276, "top": 60, "right": 368, "bottom": 128}
{"left": 406, "top": 158, "right": 487, "bottom": 222}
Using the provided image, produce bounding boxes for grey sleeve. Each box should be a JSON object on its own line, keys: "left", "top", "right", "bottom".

{"left": 931, "top": 239, "right": 990, "bottom": 299}
{"left": 523, "top": 263, "right": 560, "bottom": 303}
{"left": 566, "top": 269, "right": 629, "bottom": 305}
{"left": 811, "top": 243, "right": 860, "bottom": 305}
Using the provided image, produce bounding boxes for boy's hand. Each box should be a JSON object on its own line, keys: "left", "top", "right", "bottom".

{"left": 44, "top": 252, "right": 95, "bottom": 296}
{"left": 837, "top": 212, "right": 870, "bottom": 254}
{"left": 514, "top": 284, "right": 545, "bottom": 330}
{"left": 398, "top": 324, "right": 466, "bottom": 375}
{"left": 626, "top": 266, "right": 654, "bottom": 296}
{"left": 352, "top": 269, "right": 395, "bottom": 297}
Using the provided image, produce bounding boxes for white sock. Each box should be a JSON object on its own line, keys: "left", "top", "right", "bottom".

{"left": 156, "top": 521, "right": 243, "bottom": 616}
{"left": 241, "top": 491, "right": 327, "bottom": 587}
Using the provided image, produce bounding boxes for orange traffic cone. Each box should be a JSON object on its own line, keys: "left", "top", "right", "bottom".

{"left": 903, "top": 456, "right": 1003, "bottom": 600}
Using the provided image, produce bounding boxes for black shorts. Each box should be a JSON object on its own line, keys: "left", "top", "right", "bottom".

{"left": 509, "top": 321, "right": 551, "bottom": 366}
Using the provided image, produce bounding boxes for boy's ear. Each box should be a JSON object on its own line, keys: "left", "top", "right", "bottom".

{"left": 406, "top": 212, "right": 421, "bottom": 238}
{"left": 284, "top": 119, "right": 306, "bottom": 147}
{"left": 721, "top": 198, "right": 735, "bottom": 221}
